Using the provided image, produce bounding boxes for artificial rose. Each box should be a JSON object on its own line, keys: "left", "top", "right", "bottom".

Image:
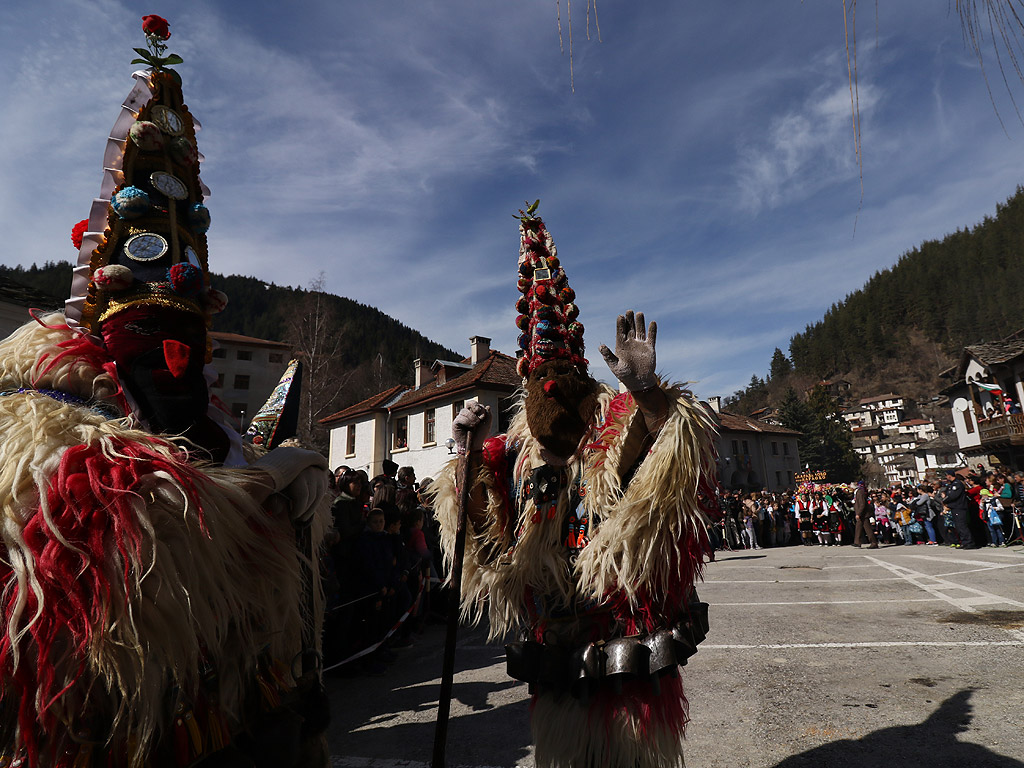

{"left": 142, "top": 15, "right": 170, "bottom": 40}
{"left": 70, "top": 219, "right": 88, "bottom": 250}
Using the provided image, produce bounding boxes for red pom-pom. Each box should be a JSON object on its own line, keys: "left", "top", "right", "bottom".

{"left": 168, "top": 263, "right": 202, "bottom": 296}
{"left": 71, "top": 220, "right": 88, "bottom": 250}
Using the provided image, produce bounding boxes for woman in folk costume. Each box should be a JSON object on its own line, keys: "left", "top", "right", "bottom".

{"left": 434, "top": 206, "right": 719, "bottom": 768}
{"left": 0, "top": 16, "right": 330, "bottom": 768}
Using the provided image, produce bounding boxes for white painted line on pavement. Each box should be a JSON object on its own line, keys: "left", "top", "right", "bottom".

{"left": 865, "top": 556, "right": 1024, "bottom": 612}
{"left": 704, "top": 577, "right": 905, "bottom": 584}
{"left": 331, "top": 758, "right": 526, "bottom": 768}
{"left": 711, "top": 598, "right": 941, "bottom": 606}
{"left": 702, "top": 640, "right": 1024, "bottom": 650}
{"left": 904, "top": 555, "right": 1011, "bottom": 567}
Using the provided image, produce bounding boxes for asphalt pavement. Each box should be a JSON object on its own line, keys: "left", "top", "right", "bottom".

{"left": 326, "top": 542, "right": 1024, "bottom": 768}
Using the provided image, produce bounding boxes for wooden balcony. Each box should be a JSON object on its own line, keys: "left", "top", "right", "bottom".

{"left": 979, "top": 413, "right": 1024, "bottom": 446}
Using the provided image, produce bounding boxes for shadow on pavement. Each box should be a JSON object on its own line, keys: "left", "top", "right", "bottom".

{"left": 327, "top": 624, "right": 532, "bottom": 766}
{"left": 771, "top": 689, "right": 1023, "bottom": 768}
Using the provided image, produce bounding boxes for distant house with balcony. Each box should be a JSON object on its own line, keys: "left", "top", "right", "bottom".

{"left": 942, "top": 333, "right": 1024, "bottom": 469}
{"left": 705, "top": 397, "right": 801, "bottom": 491}
{"left": 320, "top": 336, "right": 520, "bottom": 480}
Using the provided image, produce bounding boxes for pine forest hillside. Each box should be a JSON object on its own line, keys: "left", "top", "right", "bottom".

{"left": 730, "top": 184, "right": 1024, "bottom": 415}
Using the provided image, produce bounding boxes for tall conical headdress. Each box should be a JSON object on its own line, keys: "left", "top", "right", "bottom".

{"left": 514, "top": 203, "right": 586, "bottom": 379}
{"left": 66, "top": 15, "right": 225, "bottom": 344}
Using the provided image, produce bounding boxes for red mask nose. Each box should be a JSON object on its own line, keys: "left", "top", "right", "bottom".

{"left": 163, "top": 339, "right": 192, "bottom": 379}
{"left": 543, "top": 380, "right": 557, "bottom": 397}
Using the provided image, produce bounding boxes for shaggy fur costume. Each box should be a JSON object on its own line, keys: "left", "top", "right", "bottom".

{"left": 435, "top": 382, "right": 718, "bottom": 768}
{"left": 0, "top": 315, "right": 328, "bottom": 767}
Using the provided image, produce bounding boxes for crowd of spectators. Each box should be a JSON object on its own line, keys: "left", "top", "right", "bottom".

{"left": 714, "top": 471, "right": 1022, "bottom": 551}
{"left": 322, "top": 460, "right": 444, "bottom": 675}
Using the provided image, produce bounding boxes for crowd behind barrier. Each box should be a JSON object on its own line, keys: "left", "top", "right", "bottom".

{"left": 321, "top": 463, "right": 447, "bottom": 676}
{"left": 714, "top": 470, "right": 1024, "bottom": 552}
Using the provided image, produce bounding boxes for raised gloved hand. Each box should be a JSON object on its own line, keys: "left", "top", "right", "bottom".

{"left": 599, "top": 310, "right": 658, "bottom": 392}
{"left": 452, "top": 401, "right": 491, "bottom": 454}
{"left": 253, "top": 447, "right": 329, "bottom": 524}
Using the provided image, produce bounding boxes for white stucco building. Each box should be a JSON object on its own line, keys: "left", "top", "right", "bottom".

{"left": 321, "top": 336, "right": 520, "bottom": 480}
{"left": 208, "top": 331, "right": 291, "bottom": 431}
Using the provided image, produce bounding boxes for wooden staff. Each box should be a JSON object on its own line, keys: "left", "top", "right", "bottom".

{"left": 432, "top": 429, "right": 473, "bottom": 768}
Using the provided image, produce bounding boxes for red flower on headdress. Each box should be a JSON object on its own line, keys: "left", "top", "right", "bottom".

{"left": 142, "top": 15, "right": 170, "bottom": 40}
{"left": 71, "top": 219, "right": 88, "bottom": 250}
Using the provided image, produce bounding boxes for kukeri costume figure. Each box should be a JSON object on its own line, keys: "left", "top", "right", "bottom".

{"left": 434, "top": 209, "right": 718, "bottom": 768}
{"left": 0, "top": 17, "right": 329, "bottom": 767}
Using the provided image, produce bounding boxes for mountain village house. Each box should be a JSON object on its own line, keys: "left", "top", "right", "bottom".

{"left": 321, "top": 337, "right": 520, "bottom": 479}
{"left": 706, "top": 397, "right": 801, "bottom": 491}
{"left": 942, "top": 333, "right": 1024, "bottom": 470}
{"left": 208, "top": 331, "right": 291, "bottom": 431}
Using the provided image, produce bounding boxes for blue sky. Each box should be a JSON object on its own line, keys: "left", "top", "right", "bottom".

{"left": 3, "top": 1, "right": 1024, "bottom": 399}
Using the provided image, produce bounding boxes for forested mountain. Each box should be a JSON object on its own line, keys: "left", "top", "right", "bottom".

{"left": 730, "top": 184, "right": 1024, "bottom": 414}
{"left": 0, "top": 261, "right": 459, "bottom": 447}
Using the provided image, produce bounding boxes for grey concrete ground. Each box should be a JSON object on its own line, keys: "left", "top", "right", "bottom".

{"left": 326, "top": 543, "right": 1024, "bottom": 767}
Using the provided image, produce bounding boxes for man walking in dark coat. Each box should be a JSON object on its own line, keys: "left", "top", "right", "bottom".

{"left": 943, "top": 470, "right": 978, "bottom": 549}
{"left": 852, "top": 481, "right": 878, "bottom": 547}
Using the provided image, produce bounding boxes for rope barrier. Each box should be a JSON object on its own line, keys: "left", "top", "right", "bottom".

{"left": 322, "top": 575, "right": 427, "bottom": 673}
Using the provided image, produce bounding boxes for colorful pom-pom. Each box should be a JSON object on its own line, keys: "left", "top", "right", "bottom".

{"left": 129, "top": 121, "right": 165, "bottom": 152}
{"left": 517, "top": 357, "right": 529, "bottom": 378}
{"left": 516, "top": 314, "right": 530, "bottom": 331}
{"left": 546, "top": 255, "right": 559, "bottom": 268}
{"left": 566, "top": 303, "right": 579, "bottom": 321}
{"left": 111, "top": 186, "right": 151, "bottom": 219}
{"left": 518, "top": 332, "right": 530, "bottom": 351}
{"left": 517, "top": 277, "right": 531, "bottom": 293}
{"left": 535, "top": 305, "right": 558, "bottom": 321}
{"left": 71, "top": 219, "right": 88, "bottom": 250}
{"left": 560, "top": 286, "right": 575, "bottom": 303}
{"left": 93, "top": 264, "right": 134, "bottom": 291}
{"left": 516, "top": 296, "right": 529, "bottom": 314}
{"left": 568, "top": 321, "right": 584, "bottom": 338}
{"left": 519, "top": 262, "right": 533, "bottom": 277}
{"left": 170, "top": 136, "right": 199, "bottom": 167}
{"left": 188, "top": 203, "right": 211, "bottom": 234}
{"left": 168, "top": 263, "right": 203, "bottom": 296}
{"left": 535, "top": 283, "right": 556, "bottom": 304}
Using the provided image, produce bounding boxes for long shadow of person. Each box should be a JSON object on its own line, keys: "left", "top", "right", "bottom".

{"left": 327, "top": 626, "right": 533, "bottom": 766}
{"left": 772, "top": 689, "right": 1022, "bottom": 768}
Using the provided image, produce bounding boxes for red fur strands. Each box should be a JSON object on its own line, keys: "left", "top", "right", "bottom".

{"left": 481, "top": 436, "right": 511, "bottom": 533}
{"left": 31, "top": 317, "right": 128, "bottom": 414}
{"left": 0, "top": 437, "right": 206, "bottom": 763}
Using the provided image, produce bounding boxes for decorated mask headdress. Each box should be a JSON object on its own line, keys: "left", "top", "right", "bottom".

{"left": 514, "top": 202, "right": 586, "bottom": 380}
{"left": 66, "top": 14, "right": 226, "bottom": 345}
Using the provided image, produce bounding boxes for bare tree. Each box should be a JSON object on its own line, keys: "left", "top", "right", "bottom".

{"left": 285, "top": 273, "right": 353, "bottom": 451}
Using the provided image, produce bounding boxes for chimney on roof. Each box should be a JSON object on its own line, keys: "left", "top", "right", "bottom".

{"left": 413, "top": 358, "right": 432, "bottom": 388}
{"left": 470, "top": 335, "right": 491, "bottom": 365}
{"left": 708, "top": 396, "right": 722, "bottom": 413}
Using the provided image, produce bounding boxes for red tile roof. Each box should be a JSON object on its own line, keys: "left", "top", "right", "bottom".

{"left": 390, "top": 351, "right": 520, "bottom": 411}
{"left": 210, "top": 331, "right": 290, "bottom": 348}
{"left": 318, "top": 351, "right": 521, "bottom": 425}
{"left": 713, "top": 409, "right": 801, "bottom": 436}
{"left": 319, "top": 384, "right": 408, "bottom": 425}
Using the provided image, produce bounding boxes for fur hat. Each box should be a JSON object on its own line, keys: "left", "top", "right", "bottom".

{"left": 513, "top": 203, "right": 586, "bottom": 380}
